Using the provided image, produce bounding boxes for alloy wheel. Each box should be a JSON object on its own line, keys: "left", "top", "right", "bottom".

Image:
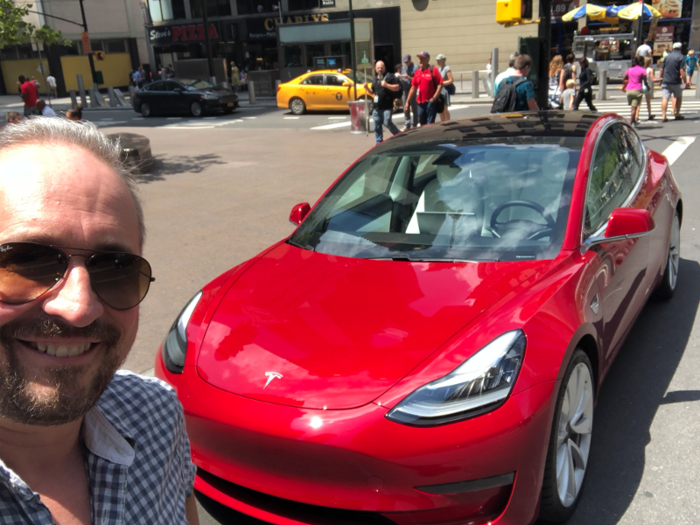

{"left": 191, "top": 102, "right": 203, "bottom": 117}
{"left": 290, "top": 98, "right": 306, "bottom": 115}
{"left": 555, "top": 362, "right": 593, "bottom": 507}
{"left": 140, "top": 103, "right": 151, "bottom": 117}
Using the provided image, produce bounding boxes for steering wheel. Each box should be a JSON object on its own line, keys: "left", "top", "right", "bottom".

{"left": 489, "top": 200, "right": 555, "bottom": 240}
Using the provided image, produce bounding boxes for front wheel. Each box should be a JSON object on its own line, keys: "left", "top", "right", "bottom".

{"left": 140, "top": 103, "right": 152, "bottom": 117}
{"left": 654, "top": 211, "right": 680, "bottom": 300}
{"left": 190, "top": 101, "right": 203, "bottom": 117}
{"left": 539, "top": 350, "right": 594, "bottom": 523}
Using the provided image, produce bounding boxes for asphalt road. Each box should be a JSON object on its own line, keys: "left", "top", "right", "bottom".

{"left": 91, "top": 101, "right": 700, "bottom": 525}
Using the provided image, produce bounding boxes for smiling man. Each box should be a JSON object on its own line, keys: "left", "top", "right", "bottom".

{"left": 0, "top": 119, "right": 198, "bottom": 524}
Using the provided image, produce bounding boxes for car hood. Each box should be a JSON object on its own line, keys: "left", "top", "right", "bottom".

{"left": 196, "top": 243, "right": 547, "bottom": 409}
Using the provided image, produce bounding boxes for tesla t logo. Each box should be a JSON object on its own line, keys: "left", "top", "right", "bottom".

{"left": 264, "top": 371, "right": 283, "bottom": 388}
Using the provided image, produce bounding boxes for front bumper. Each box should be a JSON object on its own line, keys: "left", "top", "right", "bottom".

{"left": 156, "top": 354, "right": 555, "bottom": 525}
{"left": 202, "top": 95, "right": 238, "bottom": 111}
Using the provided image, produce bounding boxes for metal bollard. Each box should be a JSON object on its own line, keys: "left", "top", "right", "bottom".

{"left": 107, "top": 87, "right": 118, "bottom": 107}
{"left": 598, "top": 70, "right": 607, "bottom": 101}
{"left": 248, "top": 81, "right": 256, "bottom": 104}
{"left": 491, "top": 48, "right": 499, "bottom": 96}
{"left": 76, "top": 74, "right": 88, "bottom": 107}
{"left": 69, "top": 89, "right": 78, "bottom": 108}
{"left": 472, "top": 70, "right": 480, "bottom": 100}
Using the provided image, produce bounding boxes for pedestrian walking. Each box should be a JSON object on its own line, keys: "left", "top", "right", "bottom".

{"left": 230, "top": 62, "right": 241, "bottom": 91}
{"left": 494, "top": 52, "right": 519, "bottom": 94}
{"left": 364, "top": 60, "right": 401, "bottom": 144}
{"left": 623, "top": 56, "right": 649, "bottom": 127}
{"left": 643, "top": 56, "right": 658, "bottom": 120}
{"left": 137, "top": 67, "right": 146, "bottom": 89}
{"left": 66, "top": 105, "right": 83, "bottom": 122}
{"left": 35, "top": 99, "right": 57, "bottom": 117}
{"left": 660, "top": 42, "right": 687, "bottom": 121}
{"left": 492, "top": 54, "right": 538, "bottom": 112}
{"left": 559, "top": 54, "right": 578, "bottom": 94}
{"left": 685, "top": 49, "right": 697, "bottom": 89}
{"left": 436, "top": 53, "right": 454, "bottom": 122}
{"left": 400, "top": 54, "right": 418, "bottom": 130}
{"left": 560, "top": 79, "right": 576, "bottom": 110}
{"left": 132, "top": 68, "right": 141, "bottom": 89}
{"left": 0, "top": 117, "right": 199, "bottom": 525}
{"left": 18, "top": 75, "right": 39, "bottom": 117}
{"left": 46, "top": 74, "right": 57, "bottom": 98}
{"left": 4, "top": 111, "right": 21, "bottom": 124}
{"left": 404, "top": 51, "right": 443, "bottom": 126}
{"left": 548, "top": 55, "right": 564, "bottom": 109}
{"left": 572, "top": 58, "right": 597, "bottom": 111}
{"left": 166, "top": 64, "right": 175, "bottom": 78}
{"left": 636, "top": 39, "right": 653, "bottom": 58}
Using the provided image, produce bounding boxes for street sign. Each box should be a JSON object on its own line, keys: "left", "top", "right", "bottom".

{"left": 81, "top": 31, "right": 92, "bottom": 54}
{"left": 361, "top": 51, "right": 368, "bottom": 64}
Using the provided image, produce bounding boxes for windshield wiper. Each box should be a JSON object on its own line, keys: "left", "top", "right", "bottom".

{"left": 372, "top": 254, "right": 485, "bottom": 263}
{"left": 287, "top": 239, "right": 315, "bottom": 251}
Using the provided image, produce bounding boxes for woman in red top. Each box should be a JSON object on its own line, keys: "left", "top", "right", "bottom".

{"left": 623, "top": 56, "right": 650, "bottom": 127}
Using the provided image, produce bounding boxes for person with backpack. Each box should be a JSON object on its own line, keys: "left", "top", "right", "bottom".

{"left": 404, "top": 51, "right": 443, "bottom": 126}
{"left": 436, "top": 53, "right": 455, "bottom": 122}
{"left": 364, "top": 60, "right": 401, "bottom": 144}
{"left": 559, "top": 54, "right": 577, "bottom": 94}
{"left": 491, "top": 54, "right": 538, "bottom": 113}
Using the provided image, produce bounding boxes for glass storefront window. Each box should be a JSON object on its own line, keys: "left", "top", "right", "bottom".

{"left": 105, "top": 39, "right": 127, "bottom": 53}
{"left": 192, "top": 0, "right": 232, "bottom": 18}
{"left": 306, "top": 43, "right": 325, "bottom": 68}
{"left": 289, "top": 0, "right": 320, "bottom": 10}
{"left": 148, "top": 0, "right": 187, "bottom": 22}
{"left": 284, "top": 45, "right": 303, "bottom": 67}
{"left": 237, "top": 0, "right": 276, "bottom": 15}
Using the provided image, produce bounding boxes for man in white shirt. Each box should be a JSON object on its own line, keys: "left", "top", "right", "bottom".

{"left": 494, "top": 52, "right": 519, "bottom": 94}
{"left": 46, "top": 75, "right": 57, "bottom": 97}
{"left": 36, "top": 99, "right": 56, "bottom": 117}
{"left": 636, "top": 39, "right": 653, "bottom": 58}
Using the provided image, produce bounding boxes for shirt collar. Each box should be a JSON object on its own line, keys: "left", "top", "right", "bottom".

{"left": 82, "top": 406, "right": 135, "bottom": 467}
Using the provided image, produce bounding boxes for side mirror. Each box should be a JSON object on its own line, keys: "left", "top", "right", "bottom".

{"left": 581, "top": 208, "right": 654, "bottom": 253}
{"left": 289, "top": 202, "right": 311, "bottom": 226}
{"left": 174, "top": 88, "right": 183, "bottom": 94}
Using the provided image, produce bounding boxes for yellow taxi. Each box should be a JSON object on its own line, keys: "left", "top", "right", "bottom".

{"left": 277, "top": 69, "right": 372, "bottom": 115}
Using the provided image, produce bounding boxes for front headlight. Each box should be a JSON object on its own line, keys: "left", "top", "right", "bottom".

{"left": 386, "top": 330, "right": 526, "bottom": 426}
{"left": 161, "top": 291, "right": 202, "bottom": 373}
{"left": 202, "top": 93, "right": 219, "bottom": 100}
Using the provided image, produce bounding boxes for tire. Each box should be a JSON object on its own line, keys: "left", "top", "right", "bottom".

{"left": 289, "top": 97, "right": 306, "bottom": 115}
{"left": 190, "top": 101, "right": 203, "bottom": 117}
{"left": 654, "top": 211, "right": 680, "bottom": 300}
{"left": 140, "top": 103, "right": 152, "bottom": 117}
{"left": 539, "top": 350, "right": 594, "bottom": 523}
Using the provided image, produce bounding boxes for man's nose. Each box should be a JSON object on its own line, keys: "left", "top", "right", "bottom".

{"left": 42, "top": 260, "right": 104, "bottom": 327}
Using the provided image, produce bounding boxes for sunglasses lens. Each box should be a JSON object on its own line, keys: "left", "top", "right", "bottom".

{"left": 0, "top": 243, "right": 66, "bottom": 304}
{"left": 87, "top": 252, "right": 152, "bottom": 310}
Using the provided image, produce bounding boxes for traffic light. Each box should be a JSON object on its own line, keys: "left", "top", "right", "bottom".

{"left": 496, "top": 0, "right": 534, "bottom": 25}
{"left": 95, "top": 51, "right": 105, "bottom": 60}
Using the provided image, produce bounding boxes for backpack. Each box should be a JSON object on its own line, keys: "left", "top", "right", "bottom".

{"left": 491, "top": 77, "right": 526, "bottom": 113}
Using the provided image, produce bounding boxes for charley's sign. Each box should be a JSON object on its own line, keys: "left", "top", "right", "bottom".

{"left": 149, "top": 22, "right": 220, "bottom": 45}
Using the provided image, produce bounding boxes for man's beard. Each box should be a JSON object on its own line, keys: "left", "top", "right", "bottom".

{"left": 0, "top": 317, "right": 124, "bottom": 426}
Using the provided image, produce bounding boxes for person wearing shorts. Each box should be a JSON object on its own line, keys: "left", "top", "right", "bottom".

{"left": 685, "top": 50, "right": 697, "bottom": 89}
{"left": 660, "top": 42, "right": 687, "bottom": 122}
{"left": 623, "top": 56, "right": 649, "bottom": 127}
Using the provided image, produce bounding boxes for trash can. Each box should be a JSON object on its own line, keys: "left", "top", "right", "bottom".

{"left": 348, "top": 100, "right": 369, "bottom": 133}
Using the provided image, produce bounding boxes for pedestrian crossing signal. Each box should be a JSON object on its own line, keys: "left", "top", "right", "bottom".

{"left": 496, "top": 0, "right": 534, "bottom": 25}
{"left": 95, "top": 51, "right": 105, "bottom": 60}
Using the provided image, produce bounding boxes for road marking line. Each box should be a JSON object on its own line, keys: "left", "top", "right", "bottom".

{"left": 94, "top": 121, "right": 128, "bottom": 127}
{"left": 242, "top": 116, "right": 257, "bottom": 120}
{"left": 284, "top": 116, "right": 300, "bottom": 119}
{"left": 662, "top": 136, "right": 696, "bottom": 165}
{"left": 311, "top": 121, "right": 352, "bottom": 130}
{"left": 203, "top": 116, "right": 217, "bottom": 119}
{"left": 328, "top": 116, "right": 347, "bottom": 120}
{"left": 133, "top": 117, "right": 145, "bottom": 120}
{"left": 450, "top": 105, "right": 470, "bottom": 110}
{"left": 163, "top": 125, "right": 215, "bottom": 130}
{"left": 166, "top": 117, "right": 183, "bottom": 120}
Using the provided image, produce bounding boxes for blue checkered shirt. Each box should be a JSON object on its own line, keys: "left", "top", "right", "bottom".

{"left": 0, "top": 371, "right": 196, "bottom": 524}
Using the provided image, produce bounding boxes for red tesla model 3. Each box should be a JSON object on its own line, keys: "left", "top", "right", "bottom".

{"left": 156, "top": 112, "right": 681, "bottom": 525}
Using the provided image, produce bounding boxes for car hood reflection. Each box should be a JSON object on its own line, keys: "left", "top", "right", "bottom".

{"left": 196, "top": 243, "right": 547, "bottom": 409}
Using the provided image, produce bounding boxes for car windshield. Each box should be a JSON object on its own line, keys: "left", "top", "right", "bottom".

{"left": 289, "top": 137, "right": 582, "bottom": 262}
{"left": 344, "top": 71, "right": 371, "bottom": 83}
{"left": 179, "top": 79, "right": 215, "bottom": 90}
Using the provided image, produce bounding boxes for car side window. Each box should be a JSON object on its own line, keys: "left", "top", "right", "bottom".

{"left": 164, "top": 81, "right": 181, "bottom": 92}
{"left": 325, "top": 75, "right": 346, "bottom": 86}
{"left": 148, "top": 81, "right": 166, "bottom": 91}
{"left": 584, "top": 124, "right": 643, "bottom": 236}
{"left": 302, "top": 75, "right": 324, "bottom": 85}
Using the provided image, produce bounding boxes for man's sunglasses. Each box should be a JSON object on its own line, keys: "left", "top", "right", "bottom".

{"left": 0, "top": 242, "right": 155, "bottom": 310}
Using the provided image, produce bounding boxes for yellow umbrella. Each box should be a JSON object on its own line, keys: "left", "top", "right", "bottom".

{"left": 617, "top": 2, "right": 662, "bottom": 20}
{"left": 561, "top": 4, "right": 608, "bottom": 22}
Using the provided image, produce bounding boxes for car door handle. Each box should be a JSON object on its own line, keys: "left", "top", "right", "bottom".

{"left": 590, "top": 294, "right": 600, "bottom": 315}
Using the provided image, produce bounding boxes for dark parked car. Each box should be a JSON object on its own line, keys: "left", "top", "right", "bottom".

{"left": 133, "top": 78, "right": 238, "bottom": 117}
{"left": 106, "top": 132, "right": 153, "bottom": 173}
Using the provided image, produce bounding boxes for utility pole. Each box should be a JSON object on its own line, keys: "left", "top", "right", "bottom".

{"left": 78, "top": 0, "right": 97, "bottom": 84}
{"left": 349, "top": 0, "right": 357, "bottom": 101}
{"left": 537, "top": 0, "right": 552, "bottom": 109}
{"left": 200, "top": 0, "right": 215, "bottom": 84}
{"left": 635, "top": 0, "right": 645, "bottom": 53}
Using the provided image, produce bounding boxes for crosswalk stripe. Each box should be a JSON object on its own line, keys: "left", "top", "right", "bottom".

{"left": 662, "top": 137, "right": 696, "bottom": 165}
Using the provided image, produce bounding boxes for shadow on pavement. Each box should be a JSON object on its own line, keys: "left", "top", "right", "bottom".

{"left": 556, "top": 257, "right": 700, "bottom": 524}
{"left": 137, "top": 154, "right": 226, "bottom": 183}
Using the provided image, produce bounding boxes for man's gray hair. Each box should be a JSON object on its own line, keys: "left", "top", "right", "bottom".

{"left": 0, "top": 118, "right": 145, "bottom": 248}
{"left": 508, "top": 52, "right": 520, "bottom": 68}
